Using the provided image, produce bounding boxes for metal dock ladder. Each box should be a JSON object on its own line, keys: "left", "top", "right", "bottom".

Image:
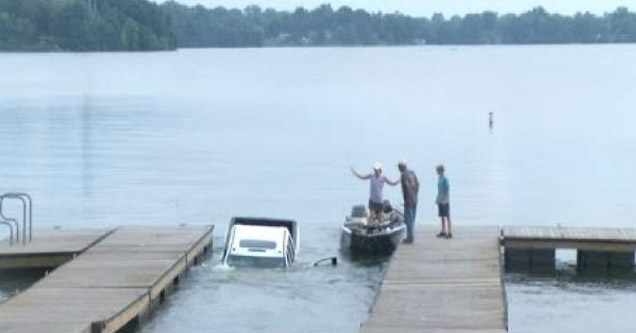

{"left": 0, "top": 192, "right": 33, "bottom": 246}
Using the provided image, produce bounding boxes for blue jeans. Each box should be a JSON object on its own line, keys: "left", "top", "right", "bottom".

{"left": 404, "top": 205, "right": 417, "bottom": 241}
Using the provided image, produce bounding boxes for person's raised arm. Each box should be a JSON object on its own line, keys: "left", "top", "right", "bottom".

{"left": 350, "top": 166, "right": 371, "bottom": 180}
{"left": 385, "top": 177, "right": 400, "bottom": 186}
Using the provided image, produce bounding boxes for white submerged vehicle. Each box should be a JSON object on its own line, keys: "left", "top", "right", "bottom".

{"left": 221, "top": 217, "right": 300, "bottom": 268}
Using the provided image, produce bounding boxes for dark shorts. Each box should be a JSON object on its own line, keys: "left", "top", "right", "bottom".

{"left": 369, "top": 200, "right": 383, "bottom": 215}
{"left": 438, "top": 203, "right": 450, "bottom": 217}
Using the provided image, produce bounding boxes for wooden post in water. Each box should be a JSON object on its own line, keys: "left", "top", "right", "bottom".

{"left": 577, "top": 250, "right": 635, "bottom": 271}
{"left": 504, "top": 248, "right": 555, "bottom": 270}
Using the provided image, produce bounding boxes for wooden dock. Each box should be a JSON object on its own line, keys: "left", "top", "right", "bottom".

{"left": 360, "top": 226, "right": 507, "bottom": 333}
{"left": 502, "top": 226, "right": 636, "bottom": 269}
{"left": 503, "top": 226, "right": 636, "bottom": 251}
{"left": 0, "top": 228, "right": 116, "bottom": 269}
{"left": 0, "top": 225, "right": 213, "bottom": 333}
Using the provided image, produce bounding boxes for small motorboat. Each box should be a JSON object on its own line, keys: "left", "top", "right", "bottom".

{"left": 340, "top": 201, "right": 405, "bottom": 257}
{"left": 222, "top": 217, "right": 299, "bottom": 268}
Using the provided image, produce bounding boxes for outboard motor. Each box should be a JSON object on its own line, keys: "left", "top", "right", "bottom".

{"left": 351, "top": 205, "right": 368, "bottom": 218}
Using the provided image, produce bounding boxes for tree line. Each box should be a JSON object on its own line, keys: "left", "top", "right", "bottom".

{"left": 1, "top": 0, "right": 636, "bottom": 51}
{"left": 0, "top": 0, "right": 175, "bottom": 51}
{"left": 164, "top": 3, "right": 636, "bottom": 47}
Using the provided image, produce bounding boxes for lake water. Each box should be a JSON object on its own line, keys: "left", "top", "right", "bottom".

{"left": 0, "top": 45, "right": 635, "bottom": 332}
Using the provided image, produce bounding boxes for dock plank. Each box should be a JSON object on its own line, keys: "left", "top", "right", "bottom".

{"left": 37, "top": 254, "right": 184, "bottom": 289}
{"left": 503, "top": 226, "right": 636, "bottom": 252}
{"left": 0, "top": 286, "right": 148, "bottom": 333}
{"left": 360, "top": 226, "right": 507, "bottom": 333}
{"left": 0, "top": 228, "right": 116, "bottom": 269}
{"left": 0, "top": 228, "right": 116, "bottom": 255}
{"left": 0, "top": 225, "right": 213, "bottom": 333}
{"left": 90, "top": 226, "right": 209, "bottom": 249}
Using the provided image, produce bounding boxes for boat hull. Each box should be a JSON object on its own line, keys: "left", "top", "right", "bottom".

{"left": 340, "top": 223, "right": 405, "bottom": 257}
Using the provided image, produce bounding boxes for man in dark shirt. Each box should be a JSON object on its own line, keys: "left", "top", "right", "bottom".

{"left": 398, "top": 160, "right": 419, "bottom": 244}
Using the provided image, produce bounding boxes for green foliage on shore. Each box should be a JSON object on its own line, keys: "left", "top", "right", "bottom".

{"left": 0, "top": 0, "right": 175, "bottom": 51}
{"left": 162, "top": 3, "right": 636, "bottom": 47}
{"left": 425, "top": 7, "right": 636, "bottom": 44}
{"left": 1, "top": 1, "right": 636, "bottom": 51}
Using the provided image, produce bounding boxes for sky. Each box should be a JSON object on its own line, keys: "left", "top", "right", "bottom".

{"left": 161, "top": 0, "right": 636, "bottom": 16}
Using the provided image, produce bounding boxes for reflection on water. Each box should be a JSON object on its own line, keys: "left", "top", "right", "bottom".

{"left": 507, "top": 269, "right": 636, "bottom": 332}
{"left": 507, "top": 253, "right": 636, "bottom": 332}
{"left": 0, "top": 46, "right": 636, "bottom": 332}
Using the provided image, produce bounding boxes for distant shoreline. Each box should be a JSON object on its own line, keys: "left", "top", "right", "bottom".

{"left": 1, "top": 0, "right": 635, "bottom": 52}
{"left": 2, "top": 43, "right": 636, "bottom": 55}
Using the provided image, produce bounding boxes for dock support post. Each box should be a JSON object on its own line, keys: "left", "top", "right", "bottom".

{"left": 505, "top": 248, "right": 555, "bottom": 270}
{"left": 117, "top": 315, "right": 141, "bottom": 333}
{"left": 505, "top": 248, "right": 530, "bottom": 269}
{"left": 530, "top": 249, "right": 556, "bottom": 268}
{"left": 609, "top": 252, "right": 635, "bottom": 269}
{"left": 577, "top": 250, "right": 635, "bottom": 270}
{"left": 91, "top": 321, "right": 104, "bottom": 333}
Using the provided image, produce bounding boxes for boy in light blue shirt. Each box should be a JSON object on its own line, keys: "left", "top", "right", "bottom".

{"left": 436, "top": 164, "right": 452, "bottom": 238}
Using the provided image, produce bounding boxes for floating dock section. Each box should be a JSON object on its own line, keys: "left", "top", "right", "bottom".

{"left": 0, "top": 225, "right": 213, "bottom": 333}
{"left": 502, "top": 226, "right": 636, "bottom": 270}
{"left": 0, "top": 228, "right": 115, "bottom": 269}
{"left": 360, "top": 226, "right": 507, "bottom": 333}
{"left": 361, "top": 225, "right": 636, "bottom": 332}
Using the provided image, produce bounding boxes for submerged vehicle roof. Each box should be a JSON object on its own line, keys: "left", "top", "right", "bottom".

{"left": 230, "top": 216, "right": 297, "bottom": 231}
{"left": 229, "top": 217, "right": 299, "bottom": 248}
{"left": 229, "top": 225, "right": 289, "bottom": 257}
{"left": 222, "top": 217, "right": 300, "bottom": 268}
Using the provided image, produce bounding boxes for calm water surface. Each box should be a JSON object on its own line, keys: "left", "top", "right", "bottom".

{"left": 0, "top": 46, "right": 635, "bottom": 332}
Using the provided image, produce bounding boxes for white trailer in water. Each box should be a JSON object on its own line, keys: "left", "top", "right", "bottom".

{"left": 222, "top": 217, "right": 299, "bottom": 268}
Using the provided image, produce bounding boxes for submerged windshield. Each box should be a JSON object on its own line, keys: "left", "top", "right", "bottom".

{"left": 239, "top": 239, "right": 277, "bottom": 249}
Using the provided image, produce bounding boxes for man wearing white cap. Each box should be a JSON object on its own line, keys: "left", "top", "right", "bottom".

{"left": 398, "top": 160, "right": 419, "bottom": 244}
{"left": 351, "top": 163, "right": 399, "bottom": 223}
